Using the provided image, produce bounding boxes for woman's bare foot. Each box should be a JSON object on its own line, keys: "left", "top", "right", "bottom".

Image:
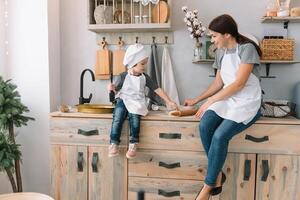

{"left": 215, "top": 172, "right": 223, "bottom": 187}
{"left": 195, "top": 184, "right": 212, "bottom": 200}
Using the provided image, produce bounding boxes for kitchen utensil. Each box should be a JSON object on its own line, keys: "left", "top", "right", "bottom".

{"left": 151, "top": 1, "right": 169, "bottom": 23}
{"left": 113, "top": 39, "right": 126, "bottom": 75}
{"left": 109, "top": 49, "right": 115, "bottom": 104}
{"left": 95, "top": 39, "right": 111, "bottom": 80}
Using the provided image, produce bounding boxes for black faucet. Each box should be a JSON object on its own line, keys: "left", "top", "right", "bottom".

{"left": 79, "top": 68, "right": 95, "bottom": 104}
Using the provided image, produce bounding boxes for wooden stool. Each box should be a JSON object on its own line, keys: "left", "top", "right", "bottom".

{"left": 0, "top": 192, "right": 54, "bottom": 200}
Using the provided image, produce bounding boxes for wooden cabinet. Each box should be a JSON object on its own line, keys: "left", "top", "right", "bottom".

{"left": 50, "top": 112, "right": 300, "bottom": 200}
{"left": 51, "top": 145, "right": 127, "bottom": 200}
{"left": 50, "top": 116, "right": 128, "bottom": 200}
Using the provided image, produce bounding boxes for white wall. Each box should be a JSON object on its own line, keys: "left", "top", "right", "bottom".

{"left": 0, "top": 0, "right": 6, "bottom": 78}
{"left": 48, "top": 0, "right": 61, "bottom": 111}
{"left": 60, "top": 0, "right": 300, "bottom": 105}
{"left": 0, "top": 0, "right": 50, "bottom": 194}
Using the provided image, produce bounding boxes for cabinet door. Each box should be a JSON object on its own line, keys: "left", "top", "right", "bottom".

{"left": 51, "top": 145, "right": 88, "bottom": 200}
{"left": 256, "top": 154, "right": 300, "bottom": 200}
{"left": 212, "top": 153, "right": 256, "bottom": 200}
{"left": 88, "top": 146, "right": 127, "bottom": 200}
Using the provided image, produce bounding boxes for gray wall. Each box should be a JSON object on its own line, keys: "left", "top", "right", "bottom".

{"left": 60, "top": 0, "right": 300, "bottom": 106}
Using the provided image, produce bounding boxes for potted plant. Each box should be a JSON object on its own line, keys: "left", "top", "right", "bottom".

{"left": 0, "top": 76, "right": 34, "bottom": 192}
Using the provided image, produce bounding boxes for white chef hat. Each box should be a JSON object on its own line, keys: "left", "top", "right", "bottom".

{"left": 123, "top": 44, "right": 149, "bottom": 69}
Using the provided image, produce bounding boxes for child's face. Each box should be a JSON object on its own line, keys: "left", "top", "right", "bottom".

{"left": 133, "top": 58, "right": 148, "bottom": 74}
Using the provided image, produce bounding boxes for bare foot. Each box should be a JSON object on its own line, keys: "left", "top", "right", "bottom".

{"left": 195, "top": 184, "right": 212, "bottom": 200}
{"left": 215, "top": 172, "right": 223, "bottom": 187}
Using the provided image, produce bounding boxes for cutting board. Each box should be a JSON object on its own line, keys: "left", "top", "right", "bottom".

{"left": 95, "top": 41, "right": 111, "bottom": 80}
{"left": 113, "top": 40, "right": 126, "bottom": 75}
{"left": 152, "top": 1, "right": 169, "bottom": 23}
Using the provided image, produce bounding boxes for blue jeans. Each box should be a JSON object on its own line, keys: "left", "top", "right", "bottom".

{"left": 199, "top": 110, "right": 261, "bottom": 186}
{"left": 110, "top": 98, "right": 141, "bottom": 145}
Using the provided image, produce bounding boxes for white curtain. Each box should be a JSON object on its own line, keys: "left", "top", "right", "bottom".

{"left": 0, "top": 0, "right": 6, "bottom": 78}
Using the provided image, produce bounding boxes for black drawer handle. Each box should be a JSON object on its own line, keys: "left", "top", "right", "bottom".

{"left": 77, "top": 152, "right": 84, "bottom": 172}
{"left": 78, "top": 129, "right": 99, "bottom": 136}
{"left": 159, "top": 161, "right": 181, "bottom": 169}
{"left": 158, "top": 189, "right": 180, "bottom": 197}
{"left": 261, "top": 160, "right": 269, "bottom": 182}
{"left": 245, "top": 134, "right": 269, "bottom": 143}
{"left": 159, "top": 133, "right": 181, "bottom": 139}
{"left": 243, "top": 159, "right": 251, "bottom": 181}
{"left": 92, "top": 153, "right": 98, "bottom": 173}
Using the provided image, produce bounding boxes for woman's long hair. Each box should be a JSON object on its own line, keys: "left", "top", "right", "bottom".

{"left": 208, "top": 14, "right": 262, "bottom": 56}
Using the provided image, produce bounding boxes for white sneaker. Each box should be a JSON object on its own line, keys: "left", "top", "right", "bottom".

{"left": 108, "top": 143, "right": 119, "bottom": 157}
{"left": 126, "top": 143, "right": 137, "bottom": 159}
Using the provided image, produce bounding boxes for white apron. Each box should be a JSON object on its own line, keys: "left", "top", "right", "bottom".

{"left": 119, "top": 73, "right": 148, "bottom": 116}
{"left": 207, "top": 45, "right": 261, "bottom": 124}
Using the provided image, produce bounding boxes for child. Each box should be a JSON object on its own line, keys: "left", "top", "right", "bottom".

{"left": 108, "top": 44, "right": 178, "bottom": 159}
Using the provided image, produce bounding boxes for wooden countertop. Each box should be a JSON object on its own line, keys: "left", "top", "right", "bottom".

{"left": 50, "top": 111, "right": 300, "bottom": 125}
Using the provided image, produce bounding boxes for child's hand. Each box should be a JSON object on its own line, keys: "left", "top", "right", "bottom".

{"left": 167, "top": 101, "right": 178, "bottom": 111}
{"left": 107, "top": 83, "right": 115, "bottom": 92}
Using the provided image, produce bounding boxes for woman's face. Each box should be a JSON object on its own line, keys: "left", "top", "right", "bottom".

{"left": 209, "top": 30, "right": 229, "bottom": 49}
{"left": 133, "top": 58, "right": 148, "bottom": 74}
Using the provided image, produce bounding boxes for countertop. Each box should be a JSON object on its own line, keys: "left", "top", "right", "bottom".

{"left": 50, "top": 111, "right": 300, "bottom": 125}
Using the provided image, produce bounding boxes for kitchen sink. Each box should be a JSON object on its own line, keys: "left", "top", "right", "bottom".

{"left": 76, "top": 104, "right": 114, "bottom": 114}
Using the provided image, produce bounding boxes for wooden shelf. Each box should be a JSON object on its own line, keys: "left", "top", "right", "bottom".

{"left": 88, "top": 22, "right": 172, "bottom": 33}
{"left": 260, "top": 60, "right": 300, "bottom": 64}
{"left": 261, "top": 16, "right": 300, "bottom": 23}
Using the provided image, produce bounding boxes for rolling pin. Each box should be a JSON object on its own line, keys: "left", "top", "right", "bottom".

{"left": 169, "top": 108, "right": 198, "bottom": 117}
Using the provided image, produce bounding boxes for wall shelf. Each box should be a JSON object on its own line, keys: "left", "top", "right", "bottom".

{"left": 261, "top": 16, "right": 300, "bottom": 23}
{"left": 193, "top": 59, "right": 300, "bottom": 78}
{"left": 88, "top": 22, "right": 171, "bottom": 33}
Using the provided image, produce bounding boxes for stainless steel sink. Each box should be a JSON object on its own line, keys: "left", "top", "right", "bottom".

{"left": 76, "top": 104, "right": 114, "bottom": 114}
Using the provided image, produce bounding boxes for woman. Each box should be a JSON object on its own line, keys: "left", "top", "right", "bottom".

{"left": 184, "top": 14, "right": 262, "bottom": 200}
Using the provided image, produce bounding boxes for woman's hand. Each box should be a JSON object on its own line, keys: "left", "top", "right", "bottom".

{"left": 184, "top": 98, "right": 198, "bottom": 106}
{"left": 107, "top": 83, "right": 115, "bottom": 92}
{"left": 195, "top": 98, "right": 214, "bottom": 119}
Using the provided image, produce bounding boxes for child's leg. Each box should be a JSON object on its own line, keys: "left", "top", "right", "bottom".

{"left": 127, "top": 113, "right": 141, "bottom": 144}
{"left": 110, "top": 99, "right": 128, "bottom": 144}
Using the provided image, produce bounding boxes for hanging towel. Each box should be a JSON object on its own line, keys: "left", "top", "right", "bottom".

{"left": 146, "top": 43, "right": 165, "bottom": 107}
{"left": 161, "top": 45, "right": 180, "bottom": 105}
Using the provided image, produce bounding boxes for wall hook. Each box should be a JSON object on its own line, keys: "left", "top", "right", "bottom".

{"left": 136, "top": 36, "right": 139, "bottom": 44}
{"left": 165, "top": 36, "right": 168, "bottom": 44}
{"left": 152, "top": 36, "right": 156, "bottom": 43}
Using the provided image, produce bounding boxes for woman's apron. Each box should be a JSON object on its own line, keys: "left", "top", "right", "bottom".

{"left": 119, "top": 73, "right": 148, "bottom": 116}
{"left": 207, "top": 45, "right": 261, "bottom": 124}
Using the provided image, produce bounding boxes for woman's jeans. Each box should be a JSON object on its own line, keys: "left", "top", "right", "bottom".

{"left": 199, "top": 110, "right": 261, "bottom": 186}
{"left": 110, "top": 98, "right": 141, "bottom": 145}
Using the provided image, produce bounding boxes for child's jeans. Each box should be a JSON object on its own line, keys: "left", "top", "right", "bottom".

{"left": 110, "top": 98, "right": 141, "bottom": 145}
{"left": 199, "top": 110, "right": 261, "bottom": 187}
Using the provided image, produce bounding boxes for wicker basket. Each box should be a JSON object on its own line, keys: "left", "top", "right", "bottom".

{"left": 260, "top": 39, "right": 295, "bottom": 60}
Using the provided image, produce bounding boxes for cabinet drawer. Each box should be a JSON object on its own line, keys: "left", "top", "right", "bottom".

{"left": 128, "top": 150, "right": 207, "bottom": 180}
{"left": 230, "top": 124, "right": 300, "bottom": 155}
{"left": 128, "top": 177, "right": 202, "bottom": 200}
{"left": 50, "top": 118, "right": 128, "bottom": 146}
{"left": 139, "top": 121, "right": 202, "bottom": 151}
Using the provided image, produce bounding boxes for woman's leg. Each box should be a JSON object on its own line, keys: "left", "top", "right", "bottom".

{"left": 199, "top": 110, "right": 223, "bottom": 155}
{"left": 110, "top": 99, "right": 128, "bottom": 145}
{"left": 205, "top": 111, "right": 261, "bottom": 186}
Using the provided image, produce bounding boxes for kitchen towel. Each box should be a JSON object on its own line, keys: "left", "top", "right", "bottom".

{"left": 146, "top": 42, "right": 165, "bottom": 107}
{"left": 161, "top": 45, "right": 180, "bottom": 105}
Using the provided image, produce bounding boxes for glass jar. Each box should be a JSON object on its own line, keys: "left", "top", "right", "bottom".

{"left": 277, "top": 2, "right": 290, "bottom": 17}
{"left": 266, "top": 0, "right": 277, "bottom": 17}
{"left": 193, "top": 39, "right": 203, "bottom": 62}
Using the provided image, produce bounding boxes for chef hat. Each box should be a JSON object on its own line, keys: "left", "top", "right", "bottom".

{"left": 123, "top": 44, "right": 149, "bottom": 69}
